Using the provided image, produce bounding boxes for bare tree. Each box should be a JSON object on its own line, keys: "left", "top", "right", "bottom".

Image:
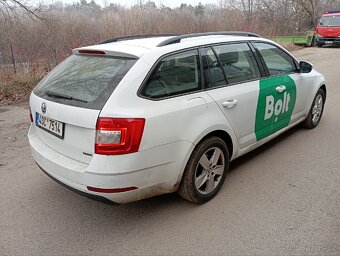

{"left": 240, "top": 0, "right": 256, "bottom": 24}
{"left": 294, "top": 0, "right": 337, "bottom": 27}
{"left": 1, "top": 0, "right": 340, "bottom": 84}
{"left": 0, "top": 0, "right": 44, "bottom": 22}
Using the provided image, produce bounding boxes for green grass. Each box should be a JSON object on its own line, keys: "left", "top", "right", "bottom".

{"left": 271, "top": 36, "right": 309, "bottom": 45}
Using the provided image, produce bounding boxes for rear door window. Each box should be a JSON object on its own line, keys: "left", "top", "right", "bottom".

{"left": 141, "top": 50, "right": 202, "bottom": 99}
{"left": 34, "top": 54, "right": 137, "bottom": 110}
{"left": 212, "top": 43, "right": 261, "bottom": 84}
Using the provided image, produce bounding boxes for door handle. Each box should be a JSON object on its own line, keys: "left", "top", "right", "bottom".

{"left": 276, "top": 85, "right": 286, "bottom": 93}
{"left": 222, "top": 99, "right": 238, "bottom": 108}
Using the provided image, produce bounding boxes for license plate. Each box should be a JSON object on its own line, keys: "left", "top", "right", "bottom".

{"left": 35, "top": 112, "right": 64, "bottom": 139}
{"left": 325, "top": 41, "right": 333, "bottom": 44}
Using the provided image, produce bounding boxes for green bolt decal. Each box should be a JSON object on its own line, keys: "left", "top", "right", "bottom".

{"left": 255, "top": 75, "right": 296, "bottom": 141}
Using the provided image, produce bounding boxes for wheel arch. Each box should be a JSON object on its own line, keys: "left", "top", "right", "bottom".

{"left": 199, "top": 130, "right": 234, "bottom": 159}
{"left": 304, "top": 78, "right": 327, "bottom": 116}
{"left": 319, "top": 84, "right": 327, "bottom": 100}
{"left": 174, "top": 127, "right": 238, "bottom": 191}
{"left": 191, "top": 124, "right": 238, "bottom": 160}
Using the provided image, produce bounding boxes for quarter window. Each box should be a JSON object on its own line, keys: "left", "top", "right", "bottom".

{"left": 142, "top": 50, "right": 201, "bottom": 99}
{"left": 254, "top": 42, "right": 297, "bottom": 76}
{"left": 212, "top": 43, "right": 261, "bottom": 84}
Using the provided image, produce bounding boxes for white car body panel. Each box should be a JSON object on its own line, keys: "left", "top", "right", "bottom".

{"left": 206, "top": 80, "right": 260, "bottom": 149}
{"left": 29, "top": 125, "right": 194, "bottom": 203}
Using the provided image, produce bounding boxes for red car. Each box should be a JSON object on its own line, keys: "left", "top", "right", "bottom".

{"left": 316, "top": 10, "right": 340, "bottom": 47}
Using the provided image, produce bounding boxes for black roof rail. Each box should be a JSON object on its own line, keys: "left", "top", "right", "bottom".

{"left": 99, "top": 34, "right": 179, "bottom": 44}
{"left": 156, "top": 31, "right": 261, "bottom": 47}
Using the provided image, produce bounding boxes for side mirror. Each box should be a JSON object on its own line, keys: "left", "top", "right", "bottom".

{"left": 299, "top": 61, "right": 313, "bottom": 73}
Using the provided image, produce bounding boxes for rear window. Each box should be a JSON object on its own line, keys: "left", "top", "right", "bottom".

{"left": 34, "top": 54, "right": 137, "bottom": 110}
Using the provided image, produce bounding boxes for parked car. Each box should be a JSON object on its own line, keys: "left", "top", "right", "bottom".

{"left": 28, "top": 32, "right": 326, "bottom": 204}
{"left": 316, "top": 10, "right": 340, "bottom": 47}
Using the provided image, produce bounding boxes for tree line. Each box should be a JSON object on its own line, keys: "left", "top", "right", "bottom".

{"left": 0, "top": 0, "right": 339, "bottom": 72}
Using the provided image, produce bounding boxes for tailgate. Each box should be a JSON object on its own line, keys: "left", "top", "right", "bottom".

{"left": 30, "top": 93, "right": 99, "bottom": 164}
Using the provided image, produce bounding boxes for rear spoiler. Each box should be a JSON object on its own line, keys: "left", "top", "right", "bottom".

{"left": 72, "top": 45, "right": 147, "bottom": 59}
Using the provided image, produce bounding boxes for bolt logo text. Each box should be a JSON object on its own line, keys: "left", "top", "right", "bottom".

{"left": 264, "top": 92, "right": 291, "bottom": 122}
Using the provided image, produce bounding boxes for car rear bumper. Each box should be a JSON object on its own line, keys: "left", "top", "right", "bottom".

{"left": 36, "top": 163, "right": 117, "bottom": 204}
{"left": 28, "top": 126, "right": 193, "bottom": 204}
{"left": 316, "top": 37, "right": 340, "bottom": 45}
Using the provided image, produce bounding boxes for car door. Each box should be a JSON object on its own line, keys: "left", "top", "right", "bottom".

{"left": 203, "top": 42, "right": 263, "bottom": 149}
{"left": 252, "top": 42, "right": 302, "bottom": 141}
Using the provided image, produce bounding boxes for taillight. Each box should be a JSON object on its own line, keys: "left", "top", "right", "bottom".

{"left": 29, "top": 108, "right": 33, "bottom": 122}
{"left": 95, "top": 118, "right": 145, "bottom": 155}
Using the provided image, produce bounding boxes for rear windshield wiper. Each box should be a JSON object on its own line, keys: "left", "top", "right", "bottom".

{"left": 45, "top": 91, "right": 88, "bottom": 103}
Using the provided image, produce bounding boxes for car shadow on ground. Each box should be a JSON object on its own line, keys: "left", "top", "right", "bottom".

{"left": 229, "top": 125, "right": 301, "bottom": 172}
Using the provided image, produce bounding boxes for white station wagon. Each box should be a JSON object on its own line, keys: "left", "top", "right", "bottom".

{"left": 28, "top": 32, "right": 326, "bottom": 204}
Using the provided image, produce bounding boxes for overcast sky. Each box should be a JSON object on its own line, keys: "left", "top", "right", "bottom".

{"left": 44, "top": 0, "right": 214, "bottom": 8}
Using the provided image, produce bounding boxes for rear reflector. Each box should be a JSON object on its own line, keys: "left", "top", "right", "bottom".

{"left": 87, "top": 186, "right": 138, "bottom": 193}
{"left": 78, "top": 50, "right": 106, "bottom": 55}
{"left": 95, "top": 118, "right": 145, "bottom": 155}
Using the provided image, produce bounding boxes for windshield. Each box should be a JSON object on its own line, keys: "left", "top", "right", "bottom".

{"left": 319, "top": 16, "right": 340, "bottom": 27}
{"left": 34, "top": 54, "right": 137, "bottom": 110}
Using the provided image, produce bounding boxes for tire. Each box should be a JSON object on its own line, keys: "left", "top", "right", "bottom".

{"left": 178, "top": 136, "right": 229, "bottom": 204}
{"left": 303, "top": 89, "right": 325, "bottom": 129}
{"left": 316, "top": 44, "right": 323, "bottom": 48}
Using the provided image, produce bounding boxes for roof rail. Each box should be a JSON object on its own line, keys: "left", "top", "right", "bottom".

{"left": 156, "top": 31, "right": 261, "bottom": 47}
{"left": 99, "top": 34, "right": 179, "bottom": 44}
